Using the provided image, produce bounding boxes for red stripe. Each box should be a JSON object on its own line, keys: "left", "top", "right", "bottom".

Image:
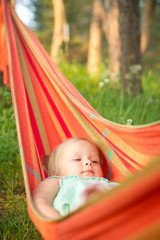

{"left": 19, "top": 34, "right": 72, "bottom": 139}
{"left": 26, "top": 90, "right": 45, "bottom": 156}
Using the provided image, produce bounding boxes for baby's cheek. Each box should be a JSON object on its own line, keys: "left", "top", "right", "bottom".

{"left": 99, "top": 167, "right": 103, "bottom": 177}
{"left": 95, "top": 166, "right": 103, "bottom": 177}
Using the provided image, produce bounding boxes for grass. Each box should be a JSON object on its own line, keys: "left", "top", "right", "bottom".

{"left": 0, "top": 62, "right": 160, "bottom": 239}
{"left": 0, "top": 194, "right": 42, "bottom": 240}
{"left": 0, "top": 86, "right": 43, "bottom": 239}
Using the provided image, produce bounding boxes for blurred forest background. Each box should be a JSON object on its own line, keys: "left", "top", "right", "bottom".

{"left": 13, "top": 0, "right": 160, "bottom": 97}
{"left": 14, "top": 0, "right": 160, "bottom": 95}
{"left": 1, "top": 0, "right": 160, "bottom": 239}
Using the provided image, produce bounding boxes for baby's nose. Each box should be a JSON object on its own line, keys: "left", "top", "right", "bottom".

{"left": 85, "top": 159, "right": 93, "bottom": 166}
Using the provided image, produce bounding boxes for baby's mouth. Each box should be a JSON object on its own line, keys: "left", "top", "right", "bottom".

{"left": 82, "top": 169, "right": 94, "bottom": 174}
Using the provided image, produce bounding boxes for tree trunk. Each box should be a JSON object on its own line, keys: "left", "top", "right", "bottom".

{"left": 101, "top": 1, "right": 109, "bottom": 39}
{"left": 141, "top": 0, "right": 156, "bottom": 55}
{"left": 87, "top": 0, "right": 103, "bottom": 74}
{"left": 119, "top": 0, "right": 142, "bottom": 95}
{"left": 51, "top": 0, "right": 68, "bottom": 63}
{"left": 107, "top": 0, "right": 142, "bottom": 95}
{"left": 107, "top": 0, "right": 121, "bottom": 81}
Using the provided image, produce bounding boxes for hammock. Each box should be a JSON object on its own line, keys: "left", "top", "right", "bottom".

{"left": 1, "top": 1, "right": 160, "bottom": 239}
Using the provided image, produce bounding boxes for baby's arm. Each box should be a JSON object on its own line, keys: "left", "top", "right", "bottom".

{"left": 32, "top": 178, "right": 61, "bottom": 220}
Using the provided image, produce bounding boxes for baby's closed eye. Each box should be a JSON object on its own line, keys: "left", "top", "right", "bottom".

{"left": 92, "top": 160, "right": 99, "bottom": 164}
{"left": 73, "top": 158, "right": 81, "bottom": 161}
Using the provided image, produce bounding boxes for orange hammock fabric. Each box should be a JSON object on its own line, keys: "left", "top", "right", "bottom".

{"left": 1, "top": 0, "right": 160, "bottom": 239}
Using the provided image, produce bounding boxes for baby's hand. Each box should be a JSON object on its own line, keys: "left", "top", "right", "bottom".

{"left": 81, "top": 183, "right": 106, "bottom": 202}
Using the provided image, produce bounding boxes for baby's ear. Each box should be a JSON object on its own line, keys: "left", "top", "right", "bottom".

{"left": 41, "top": 155, "right": 49, "bottom": 174}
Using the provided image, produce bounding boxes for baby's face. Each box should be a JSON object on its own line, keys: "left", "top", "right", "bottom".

{"left": 58, "top": 140, "right": 103, "bottom": 178}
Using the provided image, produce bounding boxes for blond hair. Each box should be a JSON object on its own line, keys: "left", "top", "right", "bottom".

{"left": 42, "top": 137, "right": 103, "bottom": 176}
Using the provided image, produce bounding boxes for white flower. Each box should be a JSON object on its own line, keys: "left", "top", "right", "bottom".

{"left": 104, "top": 78, "right": 110, "bottom": 84}
{"left": 127, "top": 119, "right": 133, "bottom": 125}
{"left": 99, "top": 81, "right": 104, "bottom": 88}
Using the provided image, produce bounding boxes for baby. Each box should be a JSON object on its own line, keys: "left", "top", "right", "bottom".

{"left": 32, "top": 137, "right": 119, "bottom": 220}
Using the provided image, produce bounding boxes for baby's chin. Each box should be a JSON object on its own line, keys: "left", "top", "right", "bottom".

{"left": 80, "top": 171, "right": 101, "bottom": 178}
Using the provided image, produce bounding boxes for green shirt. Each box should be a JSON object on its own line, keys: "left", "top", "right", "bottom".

{"left": 49, "top": 176, "right": 119, "bottom": 216}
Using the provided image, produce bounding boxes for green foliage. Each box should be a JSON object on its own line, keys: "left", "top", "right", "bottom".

{"left": 143, "top": 6, "right": 160, "bottom": 74}
{"left": 31, "top": 0, "right": 53, "bottom": 52}
{"left": 59, "top": 61, "right": 160, "bottom": 125}
{"left": 31, "top": 0, "right": 93, "bottom": 58}
{"left": 0, "top": 87, "right": 22, "bottom": 190}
